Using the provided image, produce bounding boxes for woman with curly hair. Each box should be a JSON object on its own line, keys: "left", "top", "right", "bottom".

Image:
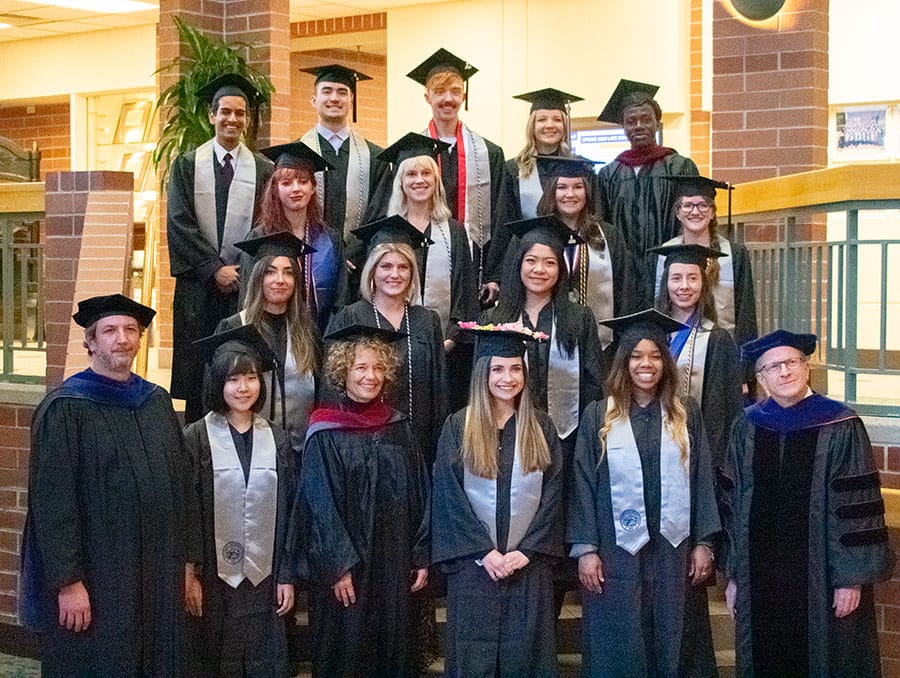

{"left": 431, "top": 326, "right": 565, "bottom": 676}
{"left": 568, "top": 309, "right": 721, "bottom": 677}
{"left": 300, "top": 324, "right": 430, "bottom": 677}
{"left": 239, "top": 142, "right": 346, "bottom": 330}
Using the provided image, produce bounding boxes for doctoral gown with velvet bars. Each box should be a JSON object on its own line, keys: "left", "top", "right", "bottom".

{"left": 167, "top": 149, "right": 273, "bottom": 406}
{"left": 432, "top": 409, "right": 565, "bottom": 677}
{"left": 326, "top": 301, "right": 447, "bottom": 468}
{"left": 182, "top": 418, "right": 296, "bottom": 678}
{"left": 568, "top": 397, "right": 720, "bottom": 678}
{"left": 21, "top": 371, "right": 194, "bottom": 678}
{"left": 721, "top": 396, "right": 895, "bottom": 678}
{"left": 300, "top": 405, "right": 430, "bottom": 677}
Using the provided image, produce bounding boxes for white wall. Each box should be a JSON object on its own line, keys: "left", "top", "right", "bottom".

{"left": 386, "top": 0, "right": 693, "bottom": 157}
{"left": 0, "top": 24, "right": 156, "bottom": 102}
{"left": 829, "top": 0, "right": 900, "bottom": 105}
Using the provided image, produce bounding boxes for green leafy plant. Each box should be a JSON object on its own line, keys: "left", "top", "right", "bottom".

{"left": 152, "top": 16, "right": 274, "bottom": 186}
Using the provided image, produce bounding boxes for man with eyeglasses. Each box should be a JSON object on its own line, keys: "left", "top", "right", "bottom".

{"left": 721, "top": 329, "right": 894, "bottom": 677}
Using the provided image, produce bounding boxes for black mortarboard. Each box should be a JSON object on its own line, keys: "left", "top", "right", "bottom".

{"left": 506, "top": 215, "right": 584, "bottom": 249}
{"left": 352, "top": 215, "right": 433, "bottom": 252}
{"left": 198, "top": 72, "right": 261, "bottom": 108}
{"left": 536, "top": 155, "right": 596, "bottom": 179}
{"left": 600, "top": 308, "right": 687, "bottom": 345}
{"left": 459, "top": 323, "right": 548, "bottom": 361}
{"left": 597, "top": 78, "right": 660, "bottom": 124}
{"left": 73, "top": 293, "right": 156, "bottom": 329}
{"left": 193, "top": 324, "right": 277, "bottom": 372}
{"left": 234, "top": 232, "right": 316, "bottom": 260}
{"left": 324, "top": 323, "right": 406, "bottom": 344}
{"left": 300, "top": 63, "right": 373, "bottom": 122}
{"left": 648, "top": 243, "right": 726, "bottom": 268}
{"left": 663, "top": 175, "right": 735, "bottom": 227}
{"left": 258, "top": 142, "right": 332, "bottom": 172}
{"left": 741, "top": 329, "right": 817, "bottom": 366}
{"left": 407, "top": 48, "right": 478, "bottom": 110}
{"left": 513, "top": 87, "right": 583, "bottom": 113}
{"left": 375, "top": 133, "right": 452, "bottom": 167}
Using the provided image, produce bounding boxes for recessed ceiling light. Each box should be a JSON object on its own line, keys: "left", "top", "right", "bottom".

{"left": 0, "top": 23, "right": 12, "bottom": 29}
{"left": 21, "top": 0, "right": 156, "bottom": 13}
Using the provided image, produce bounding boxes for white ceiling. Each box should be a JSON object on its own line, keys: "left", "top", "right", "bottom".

{"left": 0, "top": 0, "right": 451, "bottom": 42}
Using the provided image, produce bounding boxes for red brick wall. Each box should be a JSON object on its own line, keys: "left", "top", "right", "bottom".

{"left": 0, "top": 102, "right": 70, "bottom": 179}
{"left": 689, "top": 0, "right": 710, "bottom": 176}
{"left": 874, "top": 444, "right": 900, "bottom": 491}
{"left": 291, "top": 48, "right": 388, "bottom": 147}
{"left": 711, "top": 0, "right": 828, "bottom": 182}
{"left": 0, "top": 402, "right": 33, "bottom": 625}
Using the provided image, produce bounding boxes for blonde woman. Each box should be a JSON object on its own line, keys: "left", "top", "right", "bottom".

{"left": 432, "top": 325, "right": 564, "bottom": 676}
{"left": 568, "top": 309, "right": 721, "bottom": 677}
{"left": 328, "top": 216, "right": 446, "bottom": 467}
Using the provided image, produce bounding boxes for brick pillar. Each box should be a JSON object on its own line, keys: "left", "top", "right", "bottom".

{"left": 43, "top": 171, "right": 135, "bottom": 388}
{"left": 711, "top": 0, "right": 828, "bottom": 182}
{"left": 690, "top": 0, "right": 711, "bottom": 176}
{"left": 155, "top": 1, "right": 291, "bottom": 374}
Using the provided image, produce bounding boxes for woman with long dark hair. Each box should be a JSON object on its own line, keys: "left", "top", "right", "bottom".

{"left": 240, "top": 142, "right": 346, "bottom": 330}
{"left": 432, "top": 325, "right": 564, "bottom": 676}
{"left": 220, "top": 232, "right": 322, "bottom": 457}
{"left": 568, "top": 309, "right": 721, "bottom": 677}
{"left": 300, "top": 325, "right": 429, "bottom": 677}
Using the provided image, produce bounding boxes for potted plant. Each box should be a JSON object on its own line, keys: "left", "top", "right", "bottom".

{"left": 152, "top": 16, "right": 274, "bottom": 186}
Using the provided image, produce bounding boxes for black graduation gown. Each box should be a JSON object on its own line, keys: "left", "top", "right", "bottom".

{"left": 182, "top": 418, "right": 296, "bottom": 678}
{"left": 568, "top": 397, "right": 721, "bottom": 678}
{"left": 167, "top": 148, "right": 274, "bottom": 411}
{"left": 728, "top": 240, "right": 758, "bottom": 361}
{"left": 238, "top": 223, "right": 348, "bottom": 333}
{"left": 21, "top": 371, "right": 194, "bottom": 678}
{"left": 595, "top": 151, "right": 698, "bottom": 262}
{"left": 432, "top": 409, "right": 565, "bottom": 677}
{"left": 301, "top": 405, "right": 430, "bottom": 678}
{"left": 722, "top": 396, "right": 895, "bottom": 678}
{"left": 326, "top": 301, "right": 447, "bottom": 469}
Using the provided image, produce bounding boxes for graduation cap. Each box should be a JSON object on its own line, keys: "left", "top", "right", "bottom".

{"left": 596, "top": 78, "right": 660, "bottom": 124}
{"left": 407, "top": 48, "right": 478, "bottom": 110}
{"left": 73, "top": 293, "right": 156, "bottom": 329}
{"left": 324, "top": 323, "right": 407, "bottom": 344}
{"left": 600, "top": 308, "right": 687, "bottom": 346}
{"left": 375, "top": 133, "right": 452, "bottom": 167}
{"left": 258, "top": 142, "right": 332, "bottom": 172}
{"left": 458, "top": 322, "right": 548, "bottom": 361}
{"left": 513, "top": 87, "right": 583, "bottom": 113}
{"left": 352, "top": 215, "right": 433, "bottom": 252}
{"left": 536, "top": 155, "right": 596, "bottom": 179}
{"left": 192, "top": 324, "right": 277, "bottom": 372}
{"left": 234, "top": 231, "right": 316, "bottom": 261}
{"left": 197, "top": 72, "right": 262, "bottom": 108}
{"left": 506, "top": 215, "right": 584, "bottom": 250}
{"left": 740, "top": 329, "right": 817, "bottom": 366}
{"left": 300, "top": 63, "right": 373, "bottom": 123}
{"left": 648, "top": 243, "right": 726, "bottom": 268}
{"left": 663, "top": 175, "right": 735, "bottom": 228}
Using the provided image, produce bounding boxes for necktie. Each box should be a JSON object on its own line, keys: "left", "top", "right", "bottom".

{"left": 222, "top": 152, "right": 234, "bottom": 184}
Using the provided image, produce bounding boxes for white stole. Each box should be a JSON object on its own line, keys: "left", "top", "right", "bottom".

{"left": 421, "top": 220, "right": 453, "bottom": 335}
{"left": 301, "top": 127, "right": 371, "bottom": 240}
{"left": 205, "top": 412, "right": 278, "bottom": 587}
{"left": 605, "top": 398, "right": 690, "bottom": 555}
{"left": 582, "top": 236, "right": 615, "bottom": 350}
{"left": 239, "top": 311, "right": 315, "bottom": 455}
{"left": 654, "top": 234, "right": 736, "bottom": 336}
{"left": 525, "top": 316, "right": 580, "bottom": 439}
{"left": 463, "top": 422, "right": 543, "bottom": 552}
{"left": 193, "top": 139, "right": 257, "bottom": 265}
{"left": 674, "top": 318, "right": 713, "bottom": 405}
{"left": 517, "top": 167, "right": 543, "bottom": 220}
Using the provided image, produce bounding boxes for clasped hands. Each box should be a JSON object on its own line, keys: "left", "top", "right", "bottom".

{"left": 482, "top": 549, "right": 529, "bottom": 581}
